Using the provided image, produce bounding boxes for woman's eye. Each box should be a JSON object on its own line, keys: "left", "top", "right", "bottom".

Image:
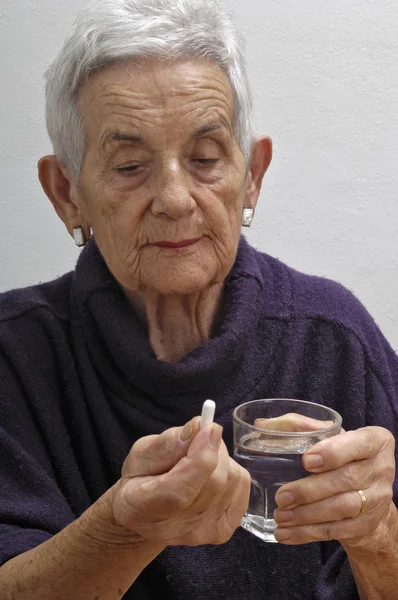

{"left": 116, "top": 165, "right": 142, "bottom": 173}
{"left": 193, "top": 158, "right": 218, "bottom": 166}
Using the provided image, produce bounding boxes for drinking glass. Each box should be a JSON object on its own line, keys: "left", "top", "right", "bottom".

{"left": 233, "top": 398, "right": 342, "bottom": 543}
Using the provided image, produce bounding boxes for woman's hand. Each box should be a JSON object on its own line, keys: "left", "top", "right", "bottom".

{"left": 111, "top": 417, "right": 250, "bottom": 546}
{"left": 273, "top": 426, "right": 396, "bottom": 550}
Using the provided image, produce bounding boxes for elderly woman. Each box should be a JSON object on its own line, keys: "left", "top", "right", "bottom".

{"left": 1, "top": 0, "right": 398, "bottom": 598}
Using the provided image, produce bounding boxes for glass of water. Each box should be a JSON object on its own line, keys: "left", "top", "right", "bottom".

{"left": 233, "top": 399, "right": 342, "bottom": 543}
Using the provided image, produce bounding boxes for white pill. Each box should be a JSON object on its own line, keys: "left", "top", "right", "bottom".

{"left": 200, "top": 399, "right": 216, "bottom": 429}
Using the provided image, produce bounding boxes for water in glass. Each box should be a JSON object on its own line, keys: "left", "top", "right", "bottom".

{"left": 234, "top": 432, "right": 311, "bottom": 542}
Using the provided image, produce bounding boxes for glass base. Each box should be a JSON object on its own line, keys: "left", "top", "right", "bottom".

{"left": 241, "top": 514, "right": 278, "bottom": 543}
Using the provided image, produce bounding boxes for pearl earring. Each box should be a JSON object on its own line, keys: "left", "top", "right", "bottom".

{"left": 73, "top": 226, "right": 86, "bottom": 247}
{"left": 242, "top": 206, "right": 254, "bottom": 227}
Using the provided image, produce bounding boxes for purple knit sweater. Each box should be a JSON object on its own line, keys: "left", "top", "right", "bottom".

{"left": 1, "top": 236, "right": 398, "bottom": 599}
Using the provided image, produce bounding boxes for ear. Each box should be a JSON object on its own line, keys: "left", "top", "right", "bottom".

{"left": 244, "top": 136, "right": 272, "bottom": 210}
{"left": 38, "top": 155, "right": 91, "bottom": 242}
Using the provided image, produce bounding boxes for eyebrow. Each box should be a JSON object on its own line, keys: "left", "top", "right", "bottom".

{"left": 192, "top": 119, "right": 231, "bottom": 138}
{"left": 101, "top": 119, "right": 231, "bottom": 150}
{"left": 101, "top": 132, "right": 145, "bottom": 149}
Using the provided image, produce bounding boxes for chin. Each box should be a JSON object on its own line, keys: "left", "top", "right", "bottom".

{"left": 143, "top": 264, "right": 217, "bottom": 296}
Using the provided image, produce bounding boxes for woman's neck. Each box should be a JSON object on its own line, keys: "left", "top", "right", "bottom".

{"left": 124, "top": 284, "right": 224, "bottom": 363}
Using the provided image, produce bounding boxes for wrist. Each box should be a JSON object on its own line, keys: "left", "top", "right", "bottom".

{"left": 342, "top": 502, "right": 398, "bottom": 558}
{"left": 72, "top": 482, "right": 164, "bottom": 558}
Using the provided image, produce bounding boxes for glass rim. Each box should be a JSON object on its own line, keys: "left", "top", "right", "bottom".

{"left": 232, "top": 398, "right": 342, "bottom": 437}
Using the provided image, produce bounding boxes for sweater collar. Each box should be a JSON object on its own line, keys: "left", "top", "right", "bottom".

{"left": 73, "top": 236, "right": 284, "bottom": 403}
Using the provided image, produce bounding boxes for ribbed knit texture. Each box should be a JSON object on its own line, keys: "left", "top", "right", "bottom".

{"left": 1, "top": 235, "right": 398, "bottom": 599}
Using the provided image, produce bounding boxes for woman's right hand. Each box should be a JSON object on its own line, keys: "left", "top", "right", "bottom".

{"left": 111, "top": 417, "right": 250, "bottom": 546}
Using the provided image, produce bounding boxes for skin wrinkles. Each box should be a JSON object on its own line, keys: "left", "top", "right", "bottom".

{"left": 80, "top": 62, "right": 248, "bottom": 360}
{"left": 87, "top": 65, "right": 234, "bottom": 146}
{"left": 98, "top": 112, "right": 234, "bottom": 172}
{"left": 87, "top": 65, "right": 234, "bottom": 173}
{"left": 41, "top": 59, "right": 272, "bottom": 362}
{"left": 100, "top": 122, "right": 232, "bottom": 173}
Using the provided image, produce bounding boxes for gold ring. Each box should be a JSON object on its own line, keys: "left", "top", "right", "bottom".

{"left": 356, "top": 489, "right": 367, "bottom": 517}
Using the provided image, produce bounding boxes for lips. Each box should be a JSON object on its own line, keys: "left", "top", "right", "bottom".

{"left": 152, "top": 238, "right": 201, "bottom": 248}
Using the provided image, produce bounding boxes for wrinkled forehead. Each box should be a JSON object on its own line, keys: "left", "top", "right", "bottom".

{"left": 78, "top": 59, "right": 236, "bottom": 144}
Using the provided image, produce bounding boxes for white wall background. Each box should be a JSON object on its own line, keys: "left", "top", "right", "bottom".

{"left": 1, "top": 0, "right": 397, "bottom": 351}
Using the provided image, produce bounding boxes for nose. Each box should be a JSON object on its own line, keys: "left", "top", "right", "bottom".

{"left": 151, "top": 159, "right": 196, "bottom": 219}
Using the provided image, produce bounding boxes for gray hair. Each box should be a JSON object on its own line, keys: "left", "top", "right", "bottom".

{"left": 45, "top": 0, "right": 254, "bottom": 182}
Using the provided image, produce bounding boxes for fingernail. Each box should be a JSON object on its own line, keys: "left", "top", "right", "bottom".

{"left": 276, "top": 491, "right": 295, "bottom": 508}
{"left": 303, "top": 454, "right": 323, "bottom": 470}
{"left": 274, "top": 510, "right": 292, "bottom": 524}
{"left": 180, "top": 420, "right": 194, "bottom": 441}
{"left": 274, "top": 528, "right": 291, "bottom": 542}
{"left": 209, "top": 424, "right": 222, "bottom": 449}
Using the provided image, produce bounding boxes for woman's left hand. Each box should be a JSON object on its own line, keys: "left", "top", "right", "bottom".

{"left": 273, "top": 426, "right": 396, "bottom": 550}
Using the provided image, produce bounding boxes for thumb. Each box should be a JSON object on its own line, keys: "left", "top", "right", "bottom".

{"left": 121, "top": 416, "right": 201, "bottom": 478}
{"left": 254, "top": 414, "right": 336, "bottom": 432}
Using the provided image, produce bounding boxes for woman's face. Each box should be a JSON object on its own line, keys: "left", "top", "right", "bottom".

{"left": 71, "top": 60, "right": 260, "bottom": 295}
